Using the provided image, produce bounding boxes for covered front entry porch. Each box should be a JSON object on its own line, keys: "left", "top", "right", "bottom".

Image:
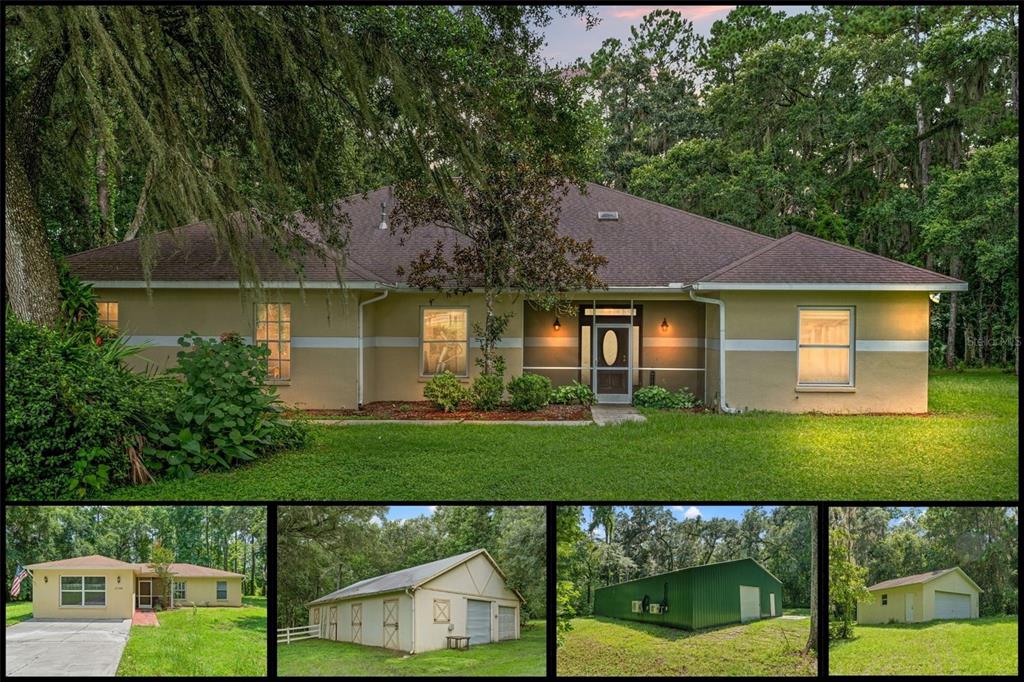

{"left": 523, "top": 298, "right": 706, "bottom": 404}
{"left": 134, "top": 577, "right": 170, "bottom": 610}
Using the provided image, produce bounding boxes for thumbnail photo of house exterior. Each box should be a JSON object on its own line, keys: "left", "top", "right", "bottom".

{"left": 4, "top": 505, "right": 268, "bottom": 677}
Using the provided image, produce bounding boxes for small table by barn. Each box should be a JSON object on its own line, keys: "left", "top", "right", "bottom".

{"left": 445, "top": 635, "right": 471, "bottom": 650}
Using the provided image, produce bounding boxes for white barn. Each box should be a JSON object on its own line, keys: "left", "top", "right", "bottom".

{"left": 306, "top": 549, "right": 524, "bottom": 653}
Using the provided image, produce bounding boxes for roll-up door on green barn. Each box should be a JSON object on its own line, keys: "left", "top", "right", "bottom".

{"left": 593, "top": 558, "right": 783, "bottom": 630}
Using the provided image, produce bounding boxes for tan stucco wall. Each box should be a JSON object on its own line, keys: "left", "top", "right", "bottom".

{"left": 31, "top": 568, "right": 136, "bottom": 620}
{"left": 857, "top": 585, "right": 923, "bottom": 624}
{"left": 702, "top": 290, "right": 931, "bottom": 413}
{"left": 168, "top": 576, "right": 243, "bottom": 607}
{"left": 310, "top": 591, "right": 414, "bottom": 652}
{"left": 414, "top": 553, "right": 522, "bottom": 652}
{"left": 922, "top": 571, "right": 980, "bottom": 621}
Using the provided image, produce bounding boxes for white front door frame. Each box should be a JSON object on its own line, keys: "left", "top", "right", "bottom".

{"left": 904, "top": 593, "right": 915, "bottom": 622}
{"left": 593, "top": 322, "right": 633, "bottom": 404}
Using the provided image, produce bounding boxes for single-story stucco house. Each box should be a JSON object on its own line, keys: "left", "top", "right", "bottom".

{"left": 25, "top": 554, "right": 244, "bottom": 620}
{"left": 66, "top": 183, "right": 967, "bottom": 413}
{"left": 857, "top": 567, "right": 982, "bottom": 624}
{"left": 306, "top": 549, "right": 524, "bottom": 653}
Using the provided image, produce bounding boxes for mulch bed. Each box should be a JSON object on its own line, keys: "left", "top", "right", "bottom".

{"left": 291, "top": 401, "right": 591, "bottom": 421}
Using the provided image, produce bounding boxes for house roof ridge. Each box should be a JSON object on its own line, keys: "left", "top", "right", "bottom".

{"left": 695, "top": 233, "right": 792, "bottom": 282}
{"left": 585, "top": 181, "right": 776, "bottom": 245}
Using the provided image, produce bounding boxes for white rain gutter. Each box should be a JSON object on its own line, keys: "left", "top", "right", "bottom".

{"left": 688, "top": 290, "right": 739, "bottom": 413}
{"left": 406, "top": 587, "right": 416, "bottom": 654}
{"left": 358, "top": 290, "right": 389, "bottom": 407}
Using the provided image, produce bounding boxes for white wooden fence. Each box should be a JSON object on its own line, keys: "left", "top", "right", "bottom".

{"left": 277, "top": 624, "right": 320, "bottom": 644}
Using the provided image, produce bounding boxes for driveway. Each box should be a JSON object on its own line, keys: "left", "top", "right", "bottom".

{"left": 5, "top": 619, "right": 132, "bottom": 676}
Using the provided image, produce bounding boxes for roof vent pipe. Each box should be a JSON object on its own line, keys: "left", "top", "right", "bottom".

{"left": 378, "top": 202, "right": 389, "bottom": 230}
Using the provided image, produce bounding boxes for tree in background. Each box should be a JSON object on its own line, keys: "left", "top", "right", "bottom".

{"left": 148, "top": 539, "right": 175, "bottom": 609}
{"left": 556, "top": 505, "right": 585, "bottom": 647}
{"left": 827, "top": 515, "right": 870, "bottom": 640}
{"left": 591, "top": 5, "right": 1018, "bottom": 370}
{"left": 4, "top": 5, "right": 592, "bottom": 325}
{"left": 805, "top": 510, "right": 818, "bottom": 654}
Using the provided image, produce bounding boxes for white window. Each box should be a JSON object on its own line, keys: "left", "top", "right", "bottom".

{"left": 97, "top": 301, "right": 119, "bottom": 329}
{"left": 881, "top": 594, "right": 888, "bottom": 606}
{"left": 60, "top": 576, "right": 106, "bottom": 607}
{"left": 631, "top": 600, "right": 642, "bottom": 613}
{"left": 255, "top": 303, "right": 291, "bottom": 381}
{"left": 173, "top": 581, "right": 186, "bottom": 600}
{"left": 421, "top": 308, "right": 468, "bottom": 376}
{"left": 216, "top": 581, "right": 228, "bottom": 600}
{"left": 798, "top": 307, "right": 854, "bottom": 386}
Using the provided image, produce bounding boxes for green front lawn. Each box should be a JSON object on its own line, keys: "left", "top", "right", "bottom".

{"left": 5, "top": 601, "right": 33, "bottom": 627}
{"left": 558, "top": 614, "right": 817, "bottom": 676}
{"left": 117, "top": 596, "right": 267, "bottom": 677}
{"left": 277, "top": 619, "right": 547, "bottom": 677}
{"left": 829, "top": 615, "right": 1018, "bottom": 676}
{"left": 108, "top": 370, "right": 1016, "bottom": 500}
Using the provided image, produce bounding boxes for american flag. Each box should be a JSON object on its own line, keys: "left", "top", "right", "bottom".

{"left": 10, "top": 565, "right": 28, "bottom": 598}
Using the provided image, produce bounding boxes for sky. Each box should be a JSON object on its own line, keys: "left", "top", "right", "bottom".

{"left": 380, "top": 506, "right": 437, "bottom": 523}
{"left": 539, "top": 5, "right": 810, "bottom": 65}
{"left": 580, "top": 505, "right": 777, "bottom": 536}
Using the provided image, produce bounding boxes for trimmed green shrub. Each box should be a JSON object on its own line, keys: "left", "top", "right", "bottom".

{"left": 632, "top": 385, "right": 702, "bottom": 409}
{"left": 4, "top": 313, "right": 175, "bottom": 499}
{"left": 507, "top": 373, "right": 552, "bottom": 411}
{"left": 144, "top": 333, "right": 306, "bottom": 478}
{"left": 550, "top": 380, "right": 596, "bottom": 406}
{"left": 423, "top": 371, "right": 468, "bottom": 412}
{"left": 471, "top": 372, "right": 504, "bottom": 411}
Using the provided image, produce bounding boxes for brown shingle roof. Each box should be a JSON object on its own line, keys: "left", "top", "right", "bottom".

{"left": 132, "top": 562, "right": 245, "bottom": 578}
{"left": 67, "top": 184, "right": 965, "bottom": 289}
{"left": 867, "top": 568, "right": 961, "bottom": 591}
{"left": 697, "top": 232, "right": 966, "bottom": 287}
{"left": 26, "top": 554, "right": 134, "bottom": 570}
{"left": 25, "top": 554, "right": 243, "bottom": 578}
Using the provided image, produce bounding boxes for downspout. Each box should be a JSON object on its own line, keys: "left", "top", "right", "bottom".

{"left": 406, "top": 587, "right": 416, "bottom": 654}
{"left": 688, "top": 290, "right": 739, "bottom": 413}
{"left": 358, "top": 290, "right": 389, "bottom": 408}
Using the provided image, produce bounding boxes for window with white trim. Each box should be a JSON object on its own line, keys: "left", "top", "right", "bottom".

{"left": 97, "top": 301, "right": 119, "bottom": 329}
{"left": 216, "top": 580, "right": 228, "bottom": 600}
{"left": 881, "top": 594, "right": 888, "bottom": 606}
{"left": 255, "top": 303, "right": 291, "bottom": 381}
{"left": 173, "top": 581, "right": 186, "bottom": 600}
{"left": 60, "top": 576, "right": 106, "bottom": 607}
{"left": 421, "top": 308, "right": 468, "bottom": 376}
{"left": 798, "top": 307, "right": 854, "bottom": 386}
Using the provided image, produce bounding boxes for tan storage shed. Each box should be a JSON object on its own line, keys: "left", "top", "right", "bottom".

{"left": 307, "top": 549, "right": 524, "bottom": 653}
{"left": 856, "top": 567, "right": 981, "bottom": 624}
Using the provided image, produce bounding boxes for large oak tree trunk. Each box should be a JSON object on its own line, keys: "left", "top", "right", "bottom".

{"left": 945, "top": 256, "right": 962, "bottom": 368}
{"left": 5, "top": 127, "right": 62, "bottom": 329}
{"left": 805, "top": 509, "right": 818, "bottom": 654}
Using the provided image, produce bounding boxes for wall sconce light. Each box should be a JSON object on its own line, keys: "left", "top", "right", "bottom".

{"left": 660, "top": 317, "right": 669, "bottom": 332}
{"left": 929, "top": 293, "right": 941, "bottom": 304}
{"left": 553, "top": 317, "right": 561, "bottom": 331}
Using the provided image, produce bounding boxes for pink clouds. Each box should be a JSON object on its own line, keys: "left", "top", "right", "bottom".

{"left": 608, "top": 5, "right": 734, "bottom": 21}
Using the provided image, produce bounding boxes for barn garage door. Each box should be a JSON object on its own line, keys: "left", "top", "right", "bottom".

{"left": 739, "top": 586, "right": 760, "bottom": 623}
{"left": 498, "top": 606, "right": 516, "bottom": 641}
{"left": 934, "top": 591, "right": 971, "bottom": 619}
{"left": 383, "top": 599, "right": 400, "bottom": 649}
{"left": 467, "top": 599, "right": 491, "bottom": 645}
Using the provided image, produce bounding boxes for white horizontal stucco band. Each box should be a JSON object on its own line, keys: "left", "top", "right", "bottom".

{"left": 642, "top": 337, "right": 702, "bottom": 348}
{"left": 720, "top": 339, "right": 929, "bottom": 352}
{"left": 124, "top": 336, "right": 525, "bottom": 349}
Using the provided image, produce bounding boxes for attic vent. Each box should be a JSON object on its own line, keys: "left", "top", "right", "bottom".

{"left": 597, "top": 211, "right": 619, "bottom": 221}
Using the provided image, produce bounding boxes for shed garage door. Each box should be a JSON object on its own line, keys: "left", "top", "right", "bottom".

{"left": 467, "top": 600, "right": 491, "bottom": 645}
{"left": 739, "top": 585, "right": 760, "bottom": 623}
{"left": 498, "top": 606, "right": 516, "bottom": 641}
{"left": 934, "top": 591, "right": 971, "bottom": 619}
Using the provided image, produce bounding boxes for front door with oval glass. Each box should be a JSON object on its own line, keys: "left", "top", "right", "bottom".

{"left": 594, "top": 324, "right": 631, "bottom": 403}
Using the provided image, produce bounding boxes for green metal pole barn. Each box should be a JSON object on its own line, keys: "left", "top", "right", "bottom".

{"left": 593, "top": 558, "right": 783, "bottom": 630}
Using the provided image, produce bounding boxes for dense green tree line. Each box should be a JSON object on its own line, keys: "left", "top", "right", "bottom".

{"left": 581, "top": 6, "right": 1018, "bottom": 370}
{"left": 276, "top": 506, "right": 546, "bottom": 628}
{"left": 557, "top": 506, "right": 813, "bottom": 630}
{"left": 4, "top": 505, "right": 268, "bottom": 600}
{"left": 829, "top": 506, "right": 1017, "bottom": 636}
